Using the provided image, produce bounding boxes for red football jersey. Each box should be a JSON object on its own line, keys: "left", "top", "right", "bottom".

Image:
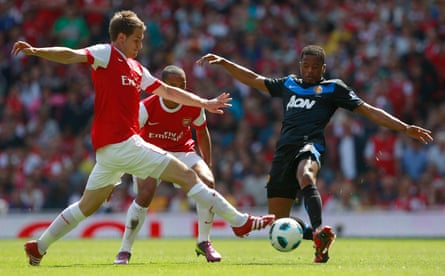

{"left": 83, "top": 44, "right": 161, "bottom": 151}
{"left": 139, "top": 95, "right": 206, "bottom": 152}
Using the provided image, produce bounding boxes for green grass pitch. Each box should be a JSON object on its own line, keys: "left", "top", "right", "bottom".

{"left": 0, "top": 238, "right": 444, "bottom": 276}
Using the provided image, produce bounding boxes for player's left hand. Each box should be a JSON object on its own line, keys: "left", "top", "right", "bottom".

{"left": 406, "top": 125, "right": 434, "bottom": 144}
{"left": 202, "top": 92, "right": 232, "bottom": 114}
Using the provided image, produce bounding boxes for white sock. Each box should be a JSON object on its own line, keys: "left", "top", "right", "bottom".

{"left": 187, "top": 183, "right": 247, "bottom": 227}
{"left": 38, "top": 202, "right": 86, "bottom": 254}
{"left": 196, "top": 203, "right": 214, "bottom": 243}
{"left": 118, "top": 200, "right": 148, "bottom": 253}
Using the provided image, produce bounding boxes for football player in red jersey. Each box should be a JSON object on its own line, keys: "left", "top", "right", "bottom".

{"left": 114, "top": 65, "right": 222, "bottom": 264}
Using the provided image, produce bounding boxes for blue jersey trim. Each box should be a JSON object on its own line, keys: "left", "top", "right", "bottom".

{"left": 284, "top": 76, "right": 336, "bottom": 95}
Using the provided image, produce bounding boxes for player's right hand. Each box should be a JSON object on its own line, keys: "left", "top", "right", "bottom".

{"left": 11, "top": 41, "right": 34, "bottom": 56}
{"left": 202, "top": 92, "right": 232, "bottom": 114}
{"left": 196, "top": 53, "right": 225, "bottom": 66}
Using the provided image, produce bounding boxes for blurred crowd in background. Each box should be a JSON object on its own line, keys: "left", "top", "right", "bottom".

{"left": 0, "top": 0, "right": 444, "bottom": 215}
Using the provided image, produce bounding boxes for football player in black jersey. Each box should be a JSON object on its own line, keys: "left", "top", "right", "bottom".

{"left": 197, "top": 45, "right": 433, "bottom": 263}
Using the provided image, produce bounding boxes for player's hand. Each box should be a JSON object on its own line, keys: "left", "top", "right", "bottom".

{"left": 196, "top": 53, "right": 225, "bottom": 66}
{"left": 406, "top": 125, "right": 433, "bottom": 144}
{"left": 11, "top": 41, "right": 35, "bottom": 56}
{"left": 202, "top": 92, "right": 232, "bottom": 114}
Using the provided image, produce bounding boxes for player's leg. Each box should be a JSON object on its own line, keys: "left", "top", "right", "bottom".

{"left": 25, "top": 164, "right": 118, "bottom": 265}
{"left": 114, "top": 175, "right": 157, "bottom": 264}
{"left": 190, "top": 159, "right": 221, "bottom": 262}
{"left": 266, "top": 145, "right": 314, "bottom": 241}
{"left": 296, "top": 144, "right": 336, "bottom": 263}
{"left": 25, "top": 141, "right": 129, "bottom": 266}
{"left": 266, "top": 146, "right": 298, "bottom": 219}
{"left": 296, "top": 157, "right": 322, "bottom": 230}
{"left": 268, "top": 197, "right": 295, "bottom": 219}
{"left": 158, "top": 158, "right": 274, "bottom": 237}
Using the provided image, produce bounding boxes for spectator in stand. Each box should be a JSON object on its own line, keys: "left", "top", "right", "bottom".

{"left": 19, "top": 177, "right": 44, "bottom": 211}
{"left": 241, "top": 158, "right": 269, "bottom": 207}
{"left": 364, "top": 127, "right": 402, "bottom": 178}
{"left": 427, "top": 131, "right": 445, "bottom": 177}
{"left": 51, "top": 3, "right": 90, "bottom": 48}
{"left": 392, "top": 175, "right": 428, "bottom": 212}
{"left": 400, "top": 137, "right": 429, "bottom": 181}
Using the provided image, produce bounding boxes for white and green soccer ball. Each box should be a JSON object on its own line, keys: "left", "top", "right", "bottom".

{"left": 269, "top": 217, "right": 303, "bottom": 252}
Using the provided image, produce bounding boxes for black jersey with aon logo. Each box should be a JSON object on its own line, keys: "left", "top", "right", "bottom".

{"left": 264, "top": 75, "right": 364, "bottom": 150}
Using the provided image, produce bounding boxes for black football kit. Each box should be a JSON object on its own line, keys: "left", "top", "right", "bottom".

{"left": 264, "top": 75, "right": 364, "bottom": 198}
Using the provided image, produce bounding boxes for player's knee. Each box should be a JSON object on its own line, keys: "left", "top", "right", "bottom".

{"left": 183, "top": 168, "right": 200, "bottom": 185}
{"left": 300, "top": 170, "right": 316, "bottom": 186}
{"left": 135, "top": 190, "right": 153, "bottom": 207}
{"left": 200, "top": 175, "right": 215, "bottom": 189}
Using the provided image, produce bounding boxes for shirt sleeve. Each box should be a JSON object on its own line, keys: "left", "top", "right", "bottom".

{"left": 141, "top": 67, "right": 162, "bottom": 92}
{"left": 84, "top": 44, "right": 111, "bottom": 69}
{"left": 192, "top": 108, "right": 207, "bottom": 128}
{"left": 331, "top": 80, "right": 364, "bottom": 111}
{"left": 139, "top": 102, "right": 148, "bottom": 129}
{"left": 264, "top": 76, "right": 288, "bottom": 97}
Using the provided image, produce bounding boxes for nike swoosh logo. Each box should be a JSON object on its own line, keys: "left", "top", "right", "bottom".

{"left": 147, "top": 121, "right": 160, "bottom": 126}
{"left": 118, "top": 58, "right": 124, "bottom": 62}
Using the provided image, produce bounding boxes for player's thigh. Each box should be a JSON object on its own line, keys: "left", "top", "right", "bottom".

{"left": 86, "top": 161, "right": 123, "bottom": 191}
{"left": 135, "top": 177, "right": 158, "bottom": 207}
{"left": 173, "top": 152, "right": 214, "bottom": 188}
{"left": 158, "top": 157, "right": 198, "bottom": 191}
{"left": 79, "top": 185, "right": 115, "bottom": 216}
{"left": 114, "top": 135, "right": 172, "bottom": 180}
{"left": 191, "top": 160, "right": 214, "bottom": 188}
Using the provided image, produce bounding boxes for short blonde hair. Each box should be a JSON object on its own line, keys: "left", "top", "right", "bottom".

{"left": 109, "top": 10, "right": 146, "bottom": 41}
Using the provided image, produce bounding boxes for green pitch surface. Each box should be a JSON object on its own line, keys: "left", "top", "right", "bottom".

{"left": 1, "top": 238, "right": 444, "bottom": 276}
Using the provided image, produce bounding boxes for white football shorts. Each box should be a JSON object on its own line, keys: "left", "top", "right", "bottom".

{"left": 85, "top": 135, "right": 172, "bottom": 190}
{"left": 132, "top": 151, "right": 206, "bottom": 193}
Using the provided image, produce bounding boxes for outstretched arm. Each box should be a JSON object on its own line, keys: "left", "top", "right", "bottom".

{"left": 152, "top": 83, "right": 232, "bottom": 114}
{"left": 197, "top": 53, "right": 269, "bottom": 94}
{"left": 196, "top": 126, "right": 212, "bottom": 168}
{"left": 11, "top": 41, "right": 87, "bottom": 64}
{"left": 354, "top": 103, "right": 433, "bottom": 144}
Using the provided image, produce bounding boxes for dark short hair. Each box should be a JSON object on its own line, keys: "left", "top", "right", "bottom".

{"left": 109, "top": 10, "right": 146, "bottom": 41}
{"left": 300, "top": 45, "right": 325, "bottom": 64}
{"left": 161, "top": 65, "right": 185, "bottom": 81}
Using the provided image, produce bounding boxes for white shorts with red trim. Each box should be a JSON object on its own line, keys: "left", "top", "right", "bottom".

{"left": 86, "top": 135, "right": 171, "bottom": 190}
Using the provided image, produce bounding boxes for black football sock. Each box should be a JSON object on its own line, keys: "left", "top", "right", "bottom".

{"left": 302, "top": 184, "right": 322, "bottom": 231}
{"left": 291, "top": 216, "right": 314, "bottom": 240}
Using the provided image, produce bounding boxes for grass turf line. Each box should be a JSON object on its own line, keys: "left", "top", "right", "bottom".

{"left": 0, "top": 238, "right": 444, "bottom": 276}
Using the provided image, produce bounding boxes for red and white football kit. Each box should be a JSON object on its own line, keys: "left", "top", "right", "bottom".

{"left": 138, "top": 95, "right": 207, "bottom": 172}
{"left": 139, "top": 94, "right": 206, "bottom": 153}
{"left": 82, "top": 44, "right": 172, "bottom": 189}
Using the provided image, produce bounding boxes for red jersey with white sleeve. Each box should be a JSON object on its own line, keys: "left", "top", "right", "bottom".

{"left": 139, "top": 94, "right": 207, "bottom": 152}
{"left": 83, "top": 44, "right": 161, "bottom": 151}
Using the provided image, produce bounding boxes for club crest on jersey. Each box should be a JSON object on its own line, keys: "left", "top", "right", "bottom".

{"left": 182, "top": 117, "right": 192, "bottom": 127}
{"left": 314, "top": 85, "right": 323, "bottom": 94}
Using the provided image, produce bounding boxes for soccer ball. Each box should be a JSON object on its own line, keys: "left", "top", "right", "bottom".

{"left": 269, "top": 217, "right": 303, "bottom": 252}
